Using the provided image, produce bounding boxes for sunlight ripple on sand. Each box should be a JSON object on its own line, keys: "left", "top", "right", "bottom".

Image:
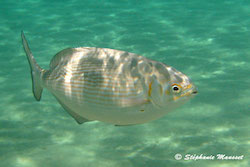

{"left": 51, "top": 132, "right": 74, "bottom": 144}
{"left": 16, "top": 157, "right": 36, "bottom": 167}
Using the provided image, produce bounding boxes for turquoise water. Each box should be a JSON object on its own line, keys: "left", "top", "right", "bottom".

{"left": 0, "top": 0, "right": 249, "bottom": 167}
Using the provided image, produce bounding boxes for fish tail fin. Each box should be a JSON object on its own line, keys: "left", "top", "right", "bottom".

{"left": 21, "top": 31, "right": 44, "bottom": 101}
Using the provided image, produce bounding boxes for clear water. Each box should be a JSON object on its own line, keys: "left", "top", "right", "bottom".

{"left": 0, "top": 0, "right": 249, "bottom": 167}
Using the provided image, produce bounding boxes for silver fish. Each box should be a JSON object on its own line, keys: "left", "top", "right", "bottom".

{"left": 21, "top": 31, "right": 197, "bottom": 126}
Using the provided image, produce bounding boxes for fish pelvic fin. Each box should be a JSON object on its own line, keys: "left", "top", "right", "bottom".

{"left": 21, "top": 31, "right": 44, "bottom": 101}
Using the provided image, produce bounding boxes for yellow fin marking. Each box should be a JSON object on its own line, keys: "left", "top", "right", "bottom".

{"left": 148, "top": 81, "right": 153, "bottom": 97}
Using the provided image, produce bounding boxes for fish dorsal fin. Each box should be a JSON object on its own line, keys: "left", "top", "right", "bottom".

{"left": 49, "top": 48, "right": 76, "bottom": 69}
{"left": 53, "top": 95, "right": 91, "bottom": 124}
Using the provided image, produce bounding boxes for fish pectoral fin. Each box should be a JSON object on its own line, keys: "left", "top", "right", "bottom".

{"left": 54, "top": 96, "right": 91, "bottom": 124}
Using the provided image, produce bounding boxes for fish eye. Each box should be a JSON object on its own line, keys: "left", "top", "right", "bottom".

{"left": 171, "top": 84, "right": 181, "bottom": 93}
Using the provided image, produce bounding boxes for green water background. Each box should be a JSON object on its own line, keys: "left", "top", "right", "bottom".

{"left": 0, "top": 0, "right": 249, "bottom": 167}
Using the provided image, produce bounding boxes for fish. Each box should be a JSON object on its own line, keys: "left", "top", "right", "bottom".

{"left": 21, "top": 31, "right": 198, "bottom": 126}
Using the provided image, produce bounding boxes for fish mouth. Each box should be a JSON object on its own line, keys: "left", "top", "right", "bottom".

{"left": 172, "top": 84, "right": 198, "bottom": 101}
{"left": 191, "top": 85, "right": 198, "bottom": 95}
{"left": 182, "top": 85, "right": 198, "bottom": 96}
{"left": 192, "top": 90, "right": 198, "bottom": 94}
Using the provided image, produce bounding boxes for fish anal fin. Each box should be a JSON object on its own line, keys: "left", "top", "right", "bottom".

{"left": 65, "top": 107, "right": 90, "bottom": 124}
{"left": 54, "top": 96, "right": 91, "bottom": 124}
